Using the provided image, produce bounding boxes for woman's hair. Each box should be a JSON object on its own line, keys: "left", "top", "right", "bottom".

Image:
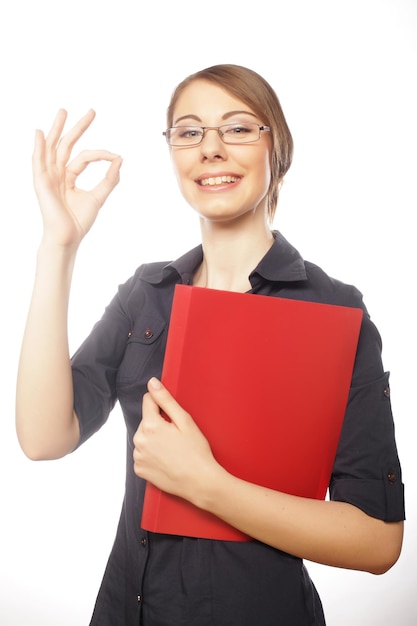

{"left": 166, "top": 64, "right": 293, "bottom": 221}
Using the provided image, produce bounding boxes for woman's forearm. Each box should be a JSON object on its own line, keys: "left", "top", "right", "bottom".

{"left": 16, "top": 241, "right": 80, "bottom": 460}
{"left": 196, "top": 464, "right": 403, "bottom": 574}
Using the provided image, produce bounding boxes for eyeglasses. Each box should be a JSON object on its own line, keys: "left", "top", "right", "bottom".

{"left": 163, "top": 123, "right": 271, "bottom": 147}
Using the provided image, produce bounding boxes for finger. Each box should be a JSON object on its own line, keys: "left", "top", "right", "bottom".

{"left": 44, "top": 109, "right": 68, "bottom": 147}
{"left": 55, "top": 109, "right": 96, "bottom": 167}
{"left": 92, "top": 156, "right": 123, "bottom": 207}
{"left": 134, "top": 392, "right": 167, "bottom": 456}
{"left": 66, "top": 149, "right": 122, "bottom": 183}
{"left": 65, "top": 150, "right": 123, "bottom": 208}
{"left": 32, "top": 129, "right": 46, "bottom": 179}
{"left": 44, "top": 109, "right": 68, "bottom": 166}
{"left": 146, "top": 378, "right": 189, "bottom": 429}
{"left": 141, "top": 390, "right": 163, "bottom": 424}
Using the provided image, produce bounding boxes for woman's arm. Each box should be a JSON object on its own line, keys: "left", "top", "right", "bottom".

{"left": 16, "top": 110, "right": 122, "bottom": 460}
{"left": 133, "top": 378, "right": 403, "bottom": 575}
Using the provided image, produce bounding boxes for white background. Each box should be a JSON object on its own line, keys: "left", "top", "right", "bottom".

{"left": 1, "top": 0, "right": 416, "bottom": 624}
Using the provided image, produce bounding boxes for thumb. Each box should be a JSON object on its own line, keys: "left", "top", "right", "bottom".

{"left": 147, "top": 377, "right": 189, "bottom": 429}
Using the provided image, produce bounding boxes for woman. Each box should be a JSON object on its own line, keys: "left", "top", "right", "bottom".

{"left": 16, "top": 64, "right": 405, "bottom": 625}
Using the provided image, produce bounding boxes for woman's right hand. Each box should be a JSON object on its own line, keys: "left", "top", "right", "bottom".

{"left": 32, "top": 109, "right": 122, "bottom": 248}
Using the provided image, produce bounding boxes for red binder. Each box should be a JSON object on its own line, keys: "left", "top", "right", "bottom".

{"left": 141, "top": 285, "right": 363, "bottom": 541}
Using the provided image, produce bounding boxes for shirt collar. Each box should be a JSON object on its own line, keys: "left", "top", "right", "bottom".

{"left": 142, "top": 230, "right": 307, "bottom": 286}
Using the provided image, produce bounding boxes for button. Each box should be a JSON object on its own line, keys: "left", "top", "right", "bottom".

{"left": 387, "top": 471, "right": 396, "bottom": 485}
{"left": 127, "top": 330, "right": 133, "bottom": 338}
{"left": 144, "top": 328, "right": 153, "bottom": 339}
{"left": 137, "top": 595, "right": 142, "bottom": 604}
{"left": 383, "top": 386, "right": 390, "bottom": 398}
{"left": 141, "top": 537, "right": 147, "bottom": 547}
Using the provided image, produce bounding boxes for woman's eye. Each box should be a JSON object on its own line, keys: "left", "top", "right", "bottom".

{"left": 227, "top": 125, "right": 252, "bottom": 134}
{"left": 180, "top": 128, "right": 203, "bottom": 138}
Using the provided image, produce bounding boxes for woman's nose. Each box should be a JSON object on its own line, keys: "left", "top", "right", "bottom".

{"left": 199, "top": 128, "right": 227, "bottom": 160}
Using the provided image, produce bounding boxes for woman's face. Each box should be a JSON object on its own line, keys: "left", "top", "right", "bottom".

{"left": 169, "top": 80, "right": 272, "bottom": 225}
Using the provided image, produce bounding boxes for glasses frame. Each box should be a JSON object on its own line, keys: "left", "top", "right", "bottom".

{"left": 163, "top": 123, "right": 271, "bottom": 147}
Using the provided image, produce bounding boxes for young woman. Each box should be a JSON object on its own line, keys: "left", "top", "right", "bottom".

{"left": 16, "top": 64, "right": 405, "bottom": 625}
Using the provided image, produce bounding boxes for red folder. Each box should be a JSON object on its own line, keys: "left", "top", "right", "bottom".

{"left": 141, "top": 285, "right": 363, "bottom": 541}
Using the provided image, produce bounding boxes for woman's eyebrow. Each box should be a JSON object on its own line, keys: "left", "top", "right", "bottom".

{"left": 223, "top": 110, "right": 257, "bottom": 121}
{"left": 173, "top": 110, "right": 258, "bottom": 125}
{"left": 173, "top": 114, "right": 201, "bottom": 125}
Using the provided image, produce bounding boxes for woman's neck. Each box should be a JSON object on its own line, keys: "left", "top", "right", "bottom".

{"left": 194, "top": 218, "right": 274, "bottom": 292}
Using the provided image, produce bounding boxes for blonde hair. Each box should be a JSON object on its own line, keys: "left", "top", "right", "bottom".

{"left": 166, "top": 64, "right": 293, "bottom": 221}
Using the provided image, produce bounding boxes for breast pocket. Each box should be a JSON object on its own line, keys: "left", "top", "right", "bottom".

{"left": 116, "top": 315, "right": 167, "bottom": 386}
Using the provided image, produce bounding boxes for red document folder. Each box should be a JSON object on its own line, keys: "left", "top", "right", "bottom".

{"left": 141, "top": 285, "right": 363, "bottom": 541}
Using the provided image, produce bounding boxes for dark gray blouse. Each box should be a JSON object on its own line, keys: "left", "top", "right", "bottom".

{"left": 72, "top": 231, "right": 404, "bottom": 625}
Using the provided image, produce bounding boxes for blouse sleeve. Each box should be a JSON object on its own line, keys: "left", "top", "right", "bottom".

{"left": 71, "top": 273, "right": 137, "bottom": 447}
{"left": 329, "top": 311, "right": 405, "bottom": 522}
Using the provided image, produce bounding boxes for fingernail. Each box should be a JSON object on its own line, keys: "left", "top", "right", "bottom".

{"left": 149, "top": 377, "right": 162, "bottom": 390}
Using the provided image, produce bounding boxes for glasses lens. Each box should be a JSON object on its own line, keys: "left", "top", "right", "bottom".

{"left": 221, "top": 123, "right": 260, "bottom": 144}
{"left": 165, "top": 124, "right": 264, "bottom": 145}
{"left": 166, "top": 126, "right": 204, "bottom": 146}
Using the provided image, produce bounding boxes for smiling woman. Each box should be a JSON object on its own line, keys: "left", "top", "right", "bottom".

{"left": 166, "top": 64, "right": 293, "bottom": 222}
{"left": 167, "top": 80, "right": 274, "bottom": 238}
{"left": 15, "top": 64, "right": 405, "bottom": 626}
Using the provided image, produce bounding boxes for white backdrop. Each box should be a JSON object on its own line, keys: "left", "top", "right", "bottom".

{"left": 1, "top": 1, "right": 416, "bottom": 624}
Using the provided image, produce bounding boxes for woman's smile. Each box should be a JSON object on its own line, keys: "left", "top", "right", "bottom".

{"left": 196, "top": 172, "right": 242, "bottom": 188}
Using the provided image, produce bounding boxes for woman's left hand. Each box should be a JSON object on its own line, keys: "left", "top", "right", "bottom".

{"left": 133, "top": 378, "right": 220, "bottom": 504}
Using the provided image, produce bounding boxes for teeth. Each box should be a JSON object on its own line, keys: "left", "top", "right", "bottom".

{"left": 200, "top": 175, "right": 239, "bottom": 186}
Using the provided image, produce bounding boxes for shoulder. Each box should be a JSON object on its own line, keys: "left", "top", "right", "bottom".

{"left": 117, "top": 261, "right": 174, "bottom": 295}
{"left": 130, "top": 260, "right": 174, "bottom": 283}
{"left": 106, "top": 261, "right": 175, "bottom": 322}
{"left": 291, "top": 259, "right": 365, "bottom": 310}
